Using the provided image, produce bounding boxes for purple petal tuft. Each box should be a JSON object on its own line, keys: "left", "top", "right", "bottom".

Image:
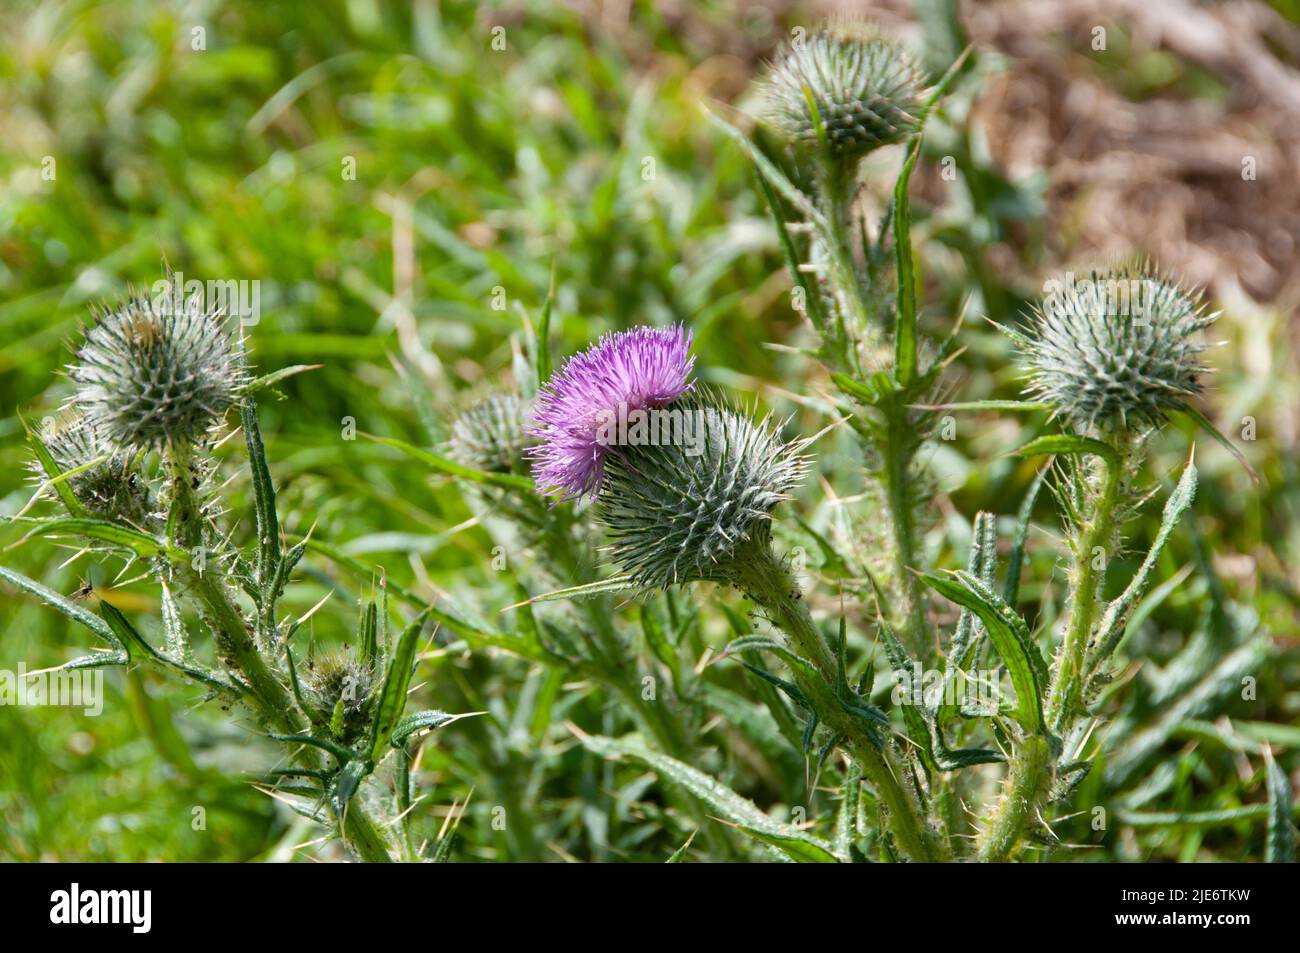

{"left": 527, "top": 324, "right": 695, "bottom": 502}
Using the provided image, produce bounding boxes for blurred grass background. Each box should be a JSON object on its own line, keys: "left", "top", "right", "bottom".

{"left": 0, "top": 0, "right": 1297, "bottom": 861}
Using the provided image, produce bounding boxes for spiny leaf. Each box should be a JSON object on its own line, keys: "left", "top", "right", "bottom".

{"left": 1014, "top": 433, "right": 1119, "bottom": 472}
{"left": 15, "top": 518, "right": 180, "bottom": 560}
{"left": 1265, "top": 749, "right": 1297, "bottom": 863}
{"left": 391, "top": 709, "right": 474, "bottom": 748}
{"left": 1088, "top": 456, "right": 1198, "bottom": 668}
{"left": 506, "top": 574, "right": 640, "bottom": 608}
{"left": 368, "top": 607, "right": 433, "bottom": 761}
{"left": 0, "top": 565, "right": 118, "bottom": 648}
{"left": 893, "top": 138, "right": 922, "bottom": 386}
{"left": 25, "top": 421, "right": 88, "bottom": 517}
{"left": 361, "top": 432, "right": 533, "bottom": 492}
{"left": 242, "top": 398, "right": 281, "bottom": 597}
{"left": 581, "top": 733, "right": 843, "bottom": 862}
{"left": 921, "top": 571, "right": 1046, "bottom": 732}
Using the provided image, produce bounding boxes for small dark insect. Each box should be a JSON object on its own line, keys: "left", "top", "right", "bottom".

{"left": 70, "top": 579, "right": 95, "bottom": 601}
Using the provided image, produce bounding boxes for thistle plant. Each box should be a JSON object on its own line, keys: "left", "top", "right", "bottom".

{"left": 4, "top": 276, "right": 468, "bottom": 862}
{"left": 448, "top": 392, "right": 531, "bottom": 475}
{"left": 707, "top": 21, "right": 961, "bottom": 661}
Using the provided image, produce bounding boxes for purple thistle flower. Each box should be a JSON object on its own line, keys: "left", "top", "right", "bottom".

{"left": 527, "top": 324, "right": 695, "bottom": 502}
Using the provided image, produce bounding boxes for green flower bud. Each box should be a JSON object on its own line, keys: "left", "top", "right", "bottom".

{"left": 71, "top": 287, "right": 246, "bottom": 453}
{"left": 32, "top": 413, "right": 153, "bottom": 524}
{"left": 308, "top": 653, "right": 376, "bottom": 744}
{"left": 448, "top": 392, "right": 530, "bottom": 474}
{"left": 758, "top": 21, "right": 923, "bottom": 164}
{"left": 1017, "top": 266, "right": 1216, "bottom": 433}
{"left": 597, "top": 395, "right": 806, "bottom": 588}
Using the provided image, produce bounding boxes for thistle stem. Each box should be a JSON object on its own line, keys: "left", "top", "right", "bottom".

{"left": 978, "top": 448, "right": 1123, "bottom": 862}
{"left": 735, "top": 545, "right": 938, "bottom": 862}
{"left": 164, "top": 443, "right": 393, "bottom": 861}
{"left": 881, "top": 399, "right": 928, "bottom": 656}
{"left": 977, "top": 732, "right": 1053, "bottom": 863}
{"left": 1045, "top": 454, "right": 1122, "bottom": 727}
{"left": 342, "top": 802, "right": 394, "bottom": 864}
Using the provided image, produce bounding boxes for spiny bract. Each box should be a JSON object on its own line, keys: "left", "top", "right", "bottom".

{"left": 70, "top": 288, "right": 246, "bottom": 452}
{"left": 758, "top": 20, "right": 923, "bottom": 162}
{"left": 448, "top": 392, "right": 530, "bottom": 474}
{"left": 1016, "top": 266, "right": 1216, "bottom": 432}
{"left": 597, "top": 396, "right": 805, "bottom": 588}
{"left": 32, "top": 413, "right": 152, "bottom": 524}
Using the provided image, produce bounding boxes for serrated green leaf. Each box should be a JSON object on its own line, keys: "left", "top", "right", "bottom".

{"left": 242, "top": 399, "right": 281, "bottom": 600}
{"left": 25, "top": 422, "right": 88, "bottom": 517}
{"left": 512, "top": 574, "right": 640, "bottom": 607}
{"left": 17, "top": 518, "right": 179, "bottom": 560}
{"left": 362, "top": 432, "right": 533, "bottom": 492}
{"left": 921, "top": 571, "right": 1046, "bottom": 732}
{"left": 582, "top": 733, "right": 843, "bottom": 862}
{"left": 390, "top": 709, "right": 464, "bottom": 747}
{"left": 368, "top": 607, "right": 432, "bottom": 760}
{"left": 893, "top": 139, "right": 921, "bottom": 386}
{"left": 1265, "top": 749, "right": 1296, "bottom": 863}
{"left": 1014, "top": 434, "right": 1119, "bottom": 472}
{"left": 0, "top": 565, "right": 118, "bottom": 648}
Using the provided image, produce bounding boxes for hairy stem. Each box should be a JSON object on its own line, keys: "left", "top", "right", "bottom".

{"left": 881, "top": 398, "right": 928, "bottom": 656}
{"left": 1046, "top": 453, "right": 1122, "bottom": 727}
{"left": 979, "top": 447, "right": 1123, "bottom": 862}
{"left": 165, "top": 443, "right": 393, "bottom": 861}
{"left": 977, "top": 732, "right": 1053, "bottom": 862}
{"left": 735, "top": 544, "right": 938, "bottom": 862}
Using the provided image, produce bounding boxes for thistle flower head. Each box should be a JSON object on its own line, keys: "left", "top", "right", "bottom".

{"left": 308, "top": 652, "right": 376, "bottom": 744}
{"left": 1017, "top": 266, "right": 1216, "bottom": 433}
{"left": 449, "top": 392, "right": 530, "bottom": 474}
{"left": 597, "top": 395, "right": 806, "bottom": 588}
{"left": 70, "top": 287, "right": 246, "bottom": 453}
{"left": 30, "top": 413, "right": 153, "bottom": 524}
{"left": 527, "top": 324, "right": 695, "bottom": 502}
{"left": 758, "top": 20, "right": 923, "bottom": 163}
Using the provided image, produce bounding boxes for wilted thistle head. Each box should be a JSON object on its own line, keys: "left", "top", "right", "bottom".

{"left": 597, "top": 395, "right": 806, "bottom": 588}
{"left": 70, "top": 287, "right": 245, "bottom": 453}
{"left": 308, "top": 653, "right": 375, "bottom": 744}
{"left": 758, "top": 20, "right": 923, "bottom": 165}
{"left": 31, "top": 413, "right": 152, "bottom": 524}
{"left": 449, "top": 392, "right": 530, "bottom": 474}
{"left": 1016, "top": 267, "right": 1216, "bottom": 433}
{"left": 527, "top": 324, "right": 695, "bottom": 503}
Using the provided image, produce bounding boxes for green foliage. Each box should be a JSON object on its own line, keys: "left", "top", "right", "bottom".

{"left": 0, "top": 0, "right": 1292, "bottom": 865}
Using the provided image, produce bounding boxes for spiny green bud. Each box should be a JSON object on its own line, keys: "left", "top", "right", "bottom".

{"left": 32, "top": 413, "right": 152, "bottom": 524}
{"left": 1016, "top": 266, "right": 1216, "bottom": 433}
{"left": 70, "top": 285, "right": 246, "bottom": 453}
{"left": 308, "top": 653, "right": 376, "bottom": 744}
{"left": 758, "top": 20, "right": 923, "bottom": 163}
{"left": 597, "top": 395, "right": 806, "bottom": 588}
{"left": 448, "top": 392, "right": 530, "bottom": 474}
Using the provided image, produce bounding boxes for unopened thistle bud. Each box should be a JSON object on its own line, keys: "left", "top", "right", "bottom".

{"left": 448, "top": 392, "right": 530, "bottom": 474}
{"left": 758, "top": 21, "right": 923, "bottom": 165}
{"left": 31, "top": 414, "right": 152, "bottom": 524}
{"left": 308, "top": 653, "right": 376, "bottom": 744}
{"left": 596, "top": 396, "right": 806, "bottom": 588}
{"left": 1016, "top": 266, "right": 1216, "bottom": 433}
{"left": 70, "top": 287, "right": 246, "bottom": 453}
